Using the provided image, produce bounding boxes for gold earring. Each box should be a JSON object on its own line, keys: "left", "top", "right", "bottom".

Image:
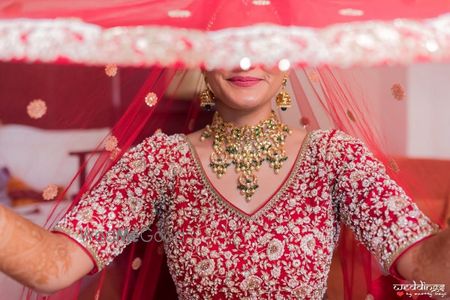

{"left": 200, "top": 78, "right": 215, "bottom": 111}
{"left": 276, "top": 75, "right": 291, "bottom": 111}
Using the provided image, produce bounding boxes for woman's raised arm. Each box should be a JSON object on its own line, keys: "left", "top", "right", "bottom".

{"left": 0, "top": 204, "right": 94, "bottom": 294}
{"left": 0, "top": 132, "right": 174, "bottom": 295}
{"left": 396, "top": 227, "right": 450, "bottom": 293}
{"left": 329, "top": 130, "right": 443, "bottom": 287}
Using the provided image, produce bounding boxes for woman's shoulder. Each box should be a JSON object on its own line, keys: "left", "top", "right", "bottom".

{"left": 143, "top": 130, "right": 186, "bottom": 145}
{"left": 305, "top": 129, "right": 370, "bottom": 164}
{"left": 308, "top": 128, "right": 362, "bottom": 147}
{"left": 137, "top": 130, "right": 190, "bottom": 158}
{"left": 304, "top": 129, "right": 336, "bottom": 148}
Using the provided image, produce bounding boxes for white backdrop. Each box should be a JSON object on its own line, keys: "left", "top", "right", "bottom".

{"left": 407, "top": 64, "right": 450, "bottom": 159}
{"left": 336, "top": 64, "right": 450, "bottom": 159}
{"left": 0, "top": 125, "right": 109, "bottom": 196}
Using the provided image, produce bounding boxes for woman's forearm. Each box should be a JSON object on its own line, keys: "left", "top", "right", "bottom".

{"left": 409, "top": 228, "right": 450, "bottom": 294}
{"left": 0, "top": 204, "right": 87, "bottom": 293}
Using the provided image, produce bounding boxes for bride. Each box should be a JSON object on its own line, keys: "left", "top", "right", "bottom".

{"left": 0, "top": 66, "right": 449, "bottom": 299}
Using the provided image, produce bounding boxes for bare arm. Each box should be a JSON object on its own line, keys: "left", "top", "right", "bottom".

{"left": 0, "top": 204, "right": 94, "bottom": 294}
{"left": 396, "top": 227, "right": 450, "bottom": 294}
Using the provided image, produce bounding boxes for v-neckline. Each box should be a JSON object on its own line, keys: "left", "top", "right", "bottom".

{"left": 182, "top": 131, "right": 313, "bottom": 221}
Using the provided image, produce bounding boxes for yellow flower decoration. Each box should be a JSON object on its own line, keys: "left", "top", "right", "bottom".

{"left": 145, "top": 92, "right": 158, "bottom": 107}
{"left": 42, "top": 184, "right": 58, "bottom": 200}
{"left": 105, "top": 64, "right": 118, "bottom": 77}
{"left": 27, "top": 99, "right": 47, "bottom": 119}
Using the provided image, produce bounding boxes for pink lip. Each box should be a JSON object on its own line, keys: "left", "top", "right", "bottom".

{"left": 227, "top": 76, "right": 262, "bottom": 87}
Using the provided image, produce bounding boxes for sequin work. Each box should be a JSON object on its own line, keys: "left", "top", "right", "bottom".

{"left": 2, "top": 17, "right": 450, "bottom": 68}
{"left": 53, "top": 130, "right": 438, "bottom": 299}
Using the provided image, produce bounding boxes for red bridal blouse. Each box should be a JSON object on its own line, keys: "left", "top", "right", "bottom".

{"left": 53, "top": 129, "right": 438, "bottom": 300}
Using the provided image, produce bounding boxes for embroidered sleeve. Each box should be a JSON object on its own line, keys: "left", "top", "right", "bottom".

{"left": 329, "top": 130, "right": 440, "bottom": 274}
{"left": 52, "top": 134, "right": 170, "bottom": 273}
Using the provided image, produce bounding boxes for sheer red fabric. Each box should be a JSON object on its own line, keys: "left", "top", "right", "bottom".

{"left": 1, "top": 0, "right": 450, "bottom": 68}
{"left": 2, "top": 0, "right": 450, "bottom": 28}
{"left": 0, "top": 63, "right": 442, "bottom": 300}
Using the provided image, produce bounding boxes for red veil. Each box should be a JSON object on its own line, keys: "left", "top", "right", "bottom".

{"left": 0, "top": 1, "right": 449, "bottom": 299}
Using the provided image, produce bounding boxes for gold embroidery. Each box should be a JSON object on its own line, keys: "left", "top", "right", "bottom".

{"left": 183, "top": 131, "right": 312, "bottom": 220}
{"left": 53, "top": 130, "right": 439, "bottom": 299}
{"left": 383, "top": 226, "right": 440, "bottom": 273}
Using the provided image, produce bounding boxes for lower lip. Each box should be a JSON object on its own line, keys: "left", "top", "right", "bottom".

{"left": 227, "top": 79, "right": 262, "bottom": 87}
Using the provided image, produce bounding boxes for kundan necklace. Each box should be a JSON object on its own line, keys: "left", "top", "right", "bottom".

{"left": 200, "top": 111, "right": 292, "bottom": 201}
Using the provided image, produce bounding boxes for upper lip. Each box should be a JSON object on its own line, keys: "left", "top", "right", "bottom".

{"left": 227, "top": 76, "right": 262, "bottom": 81}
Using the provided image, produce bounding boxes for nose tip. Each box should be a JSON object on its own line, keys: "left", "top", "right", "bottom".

{"left": 231, "top": 65, "right": 257, "bottom": 73}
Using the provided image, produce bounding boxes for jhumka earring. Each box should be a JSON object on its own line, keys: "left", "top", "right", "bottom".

{"left": 276, "top": 75, "right": 292, "bottom": 111}
{"left": 200, "top": 77, "right": 215, "bottom": 111}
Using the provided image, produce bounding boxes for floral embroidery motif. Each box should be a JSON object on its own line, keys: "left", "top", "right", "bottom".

{"left": 391, "top": 83, "right": 406, "bottom": 101}
{"left": 300, "top": 234, "right": 317, "bottom": 256}
{"left": 240, "top": 275, "right": 262, "bottom": 292}
{"left": 78, "top": 207, "right": 93, "bottom": 224}
{"left": 104, "top": 64, "right": 118, "bottom": 77}
{"left": 131, "top": 257, "right": 142, "bottom": 270}
{"left": 292, "top": 285, "right": 309, "bottom": 298}
{"left": 195, "top": 259, "right": 215, "bottom": 277}
{"left": 42, "top": 184, "right": 58, "bottom": 200}
{"left": 129, "top": 158, "right": 146, "bottom": 173}
{"left": 104, "top": 135, "right": 118, "bottom": 152}
{"left": 144, "top": 92, "right": 158, "bottom": 107}
{"left": 27, "top": 99, "right": 47, "bottom": 119}
{"left": 266, "top": 239, "right": 285, "bottom": 261}
{"left": 52, "top": 130, "right": 438, "bottom": 299}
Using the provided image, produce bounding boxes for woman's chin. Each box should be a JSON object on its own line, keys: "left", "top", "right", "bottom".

{"left": 221, "top": 93, "right": 268, "bottom": 108}
{"left": 221, "top": 99, "right": 269, "bottom": 111}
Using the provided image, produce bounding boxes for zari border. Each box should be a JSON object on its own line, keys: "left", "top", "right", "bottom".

{"left": 183, "top": 131, "right": 314, "bottom": 221}
{"left": 1, "top": 15, "right": 450, "bottom": 68}
{"left": 382, "top": 224, "right": 441, "bottom": 274}
{"left": 51, "top": 225, "right": 105, "bottom": 272}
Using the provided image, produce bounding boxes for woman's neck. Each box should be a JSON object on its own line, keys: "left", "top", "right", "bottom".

{"left": 214, "top": 103, "right": 273, "bottom": 127}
